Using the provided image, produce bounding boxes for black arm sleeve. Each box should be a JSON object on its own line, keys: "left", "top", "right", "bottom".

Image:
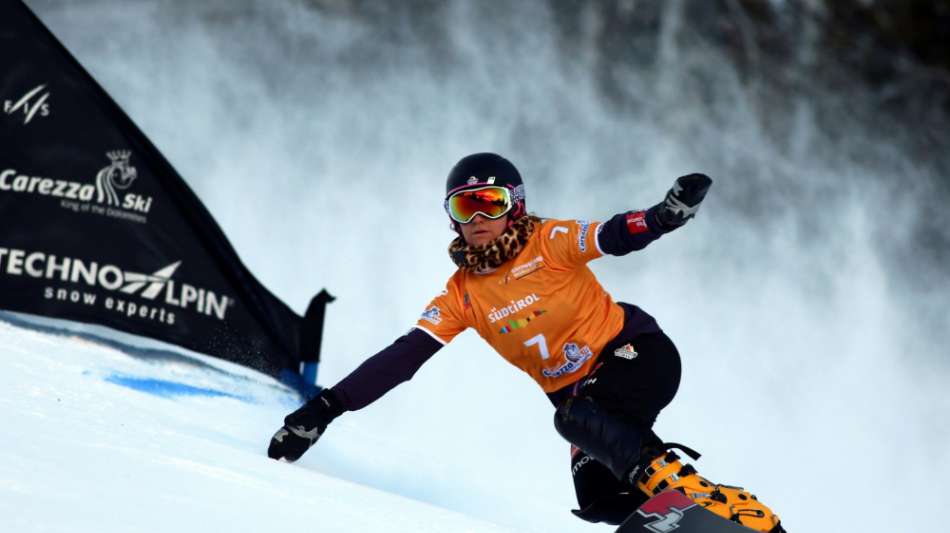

{"left": 597, "top": 206, "right": 666, "bottom": 256}
{"left": 330, "top": 327, "right": 443, "bottom": 411}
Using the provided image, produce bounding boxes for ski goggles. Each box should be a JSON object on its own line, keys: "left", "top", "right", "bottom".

{"left": 445, "top": 186, "right": 514, "bottom": 224}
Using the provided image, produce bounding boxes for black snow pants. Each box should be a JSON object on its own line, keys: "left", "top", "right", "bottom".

{"left": 549, "top": 303, "right": 682, "bottom": 524}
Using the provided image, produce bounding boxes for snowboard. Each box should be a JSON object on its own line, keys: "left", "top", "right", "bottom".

{"left": 615, "top": 489, "right": 764, "bottom": 533}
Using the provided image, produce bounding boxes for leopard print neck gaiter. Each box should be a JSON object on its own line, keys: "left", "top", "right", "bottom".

{"left": 448, "top": 215, "right": 541, "bottom": 273}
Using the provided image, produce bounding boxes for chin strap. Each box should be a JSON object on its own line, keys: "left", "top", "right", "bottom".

{"left": 633, "top": 444, "right": 786, "bottom": 533}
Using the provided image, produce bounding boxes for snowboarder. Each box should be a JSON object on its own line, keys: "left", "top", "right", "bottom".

{"left": 268, "top": 152, "right": 781, "bottom": 531}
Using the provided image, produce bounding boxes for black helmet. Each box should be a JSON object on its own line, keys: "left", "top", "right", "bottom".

{"left": 444, "top": 152, "right": 526, "bottom": 221}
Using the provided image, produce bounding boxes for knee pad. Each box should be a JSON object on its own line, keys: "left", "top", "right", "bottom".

{"left": 554, "top": 396, "right": 643, "bottom": 480}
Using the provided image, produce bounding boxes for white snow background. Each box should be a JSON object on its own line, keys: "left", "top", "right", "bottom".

{"left": 5, "top": 1, "right": 950, "bottom": 532}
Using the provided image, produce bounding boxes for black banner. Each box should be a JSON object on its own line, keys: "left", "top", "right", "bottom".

{"left": 0, "top": 1, "right": 326, "bottom": 387}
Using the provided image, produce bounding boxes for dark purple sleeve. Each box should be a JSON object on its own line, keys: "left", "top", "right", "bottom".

{"left": 597, "top": 206, "right": 666, "bottom": 256}
{"left": 330, "top": 327, "right": 443, "bottom": 411}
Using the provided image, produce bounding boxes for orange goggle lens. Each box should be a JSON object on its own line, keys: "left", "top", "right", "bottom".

{"left": 445, "top": 186, "right": 513, "bottom": 223}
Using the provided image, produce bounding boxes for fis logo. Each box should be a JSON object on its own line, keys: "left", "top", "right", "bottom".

{"left": 4, "top": 84, "right": 51, "bottom": 125}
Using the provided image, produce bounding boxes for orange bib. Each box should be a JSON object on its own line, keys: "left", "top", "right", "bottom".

{"left": 416, "top": 219, "right": 625, "bottom": 393}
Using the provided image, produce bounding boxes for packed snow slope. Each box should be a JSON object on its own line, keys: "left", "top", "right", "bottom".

{"left": 0, "top": 315, "right": 519, "bottom": 533}
{"left": 9, "top": 1, "right": 950, "bottom": 532}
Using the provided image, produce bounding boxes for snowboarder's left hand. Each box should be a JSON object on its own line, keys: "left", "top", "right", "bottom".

{"left": 267, "top": 388, "right": 344, "bottom": 462}
{"left": 650, "top": 173, "right": 713, "bottom": 231}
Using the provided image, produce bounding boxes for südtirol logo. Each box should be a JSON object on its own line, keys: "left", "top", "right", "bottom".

{"left": 0, "top": 151, "right": 154, "bottom": 224}
{"left": 3, "top": 83, "right": 51, "bottom": 125}
{"left": 0, "top": 246, "right": 236, "bottom": 326}
{"left": 487, "top": 293, "right": 541, "bottom": 324}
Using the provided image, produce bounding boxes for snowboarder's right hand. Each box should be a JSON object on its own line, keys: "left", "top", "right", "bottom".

{"left": 267, "top": 388, "right": 345, "bottom": 462}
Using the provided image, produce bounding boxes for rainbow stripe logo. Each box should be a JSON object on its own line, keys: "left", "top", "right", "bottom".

{"left": 499, "top": 309, "right": 546, "bottom": 334}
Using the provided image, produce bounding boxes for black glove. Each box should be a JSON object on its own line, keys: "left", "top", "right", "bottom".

{"left": 649, "top": 173, "right": 713, "bottom": 232}
{"left": 267, "top": 388, "right": 345, "bottom": 462}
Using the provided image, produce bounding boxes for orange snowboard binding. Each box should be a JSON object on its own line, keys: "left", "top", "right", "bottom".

{"left": 632, "top": 444, "right": 785, "bottom": 533}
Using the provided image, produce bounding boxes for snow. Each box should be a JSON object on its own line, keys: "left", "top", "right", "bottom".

{"left": 0, "top": 314, "right": 517, "bottom": 533}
